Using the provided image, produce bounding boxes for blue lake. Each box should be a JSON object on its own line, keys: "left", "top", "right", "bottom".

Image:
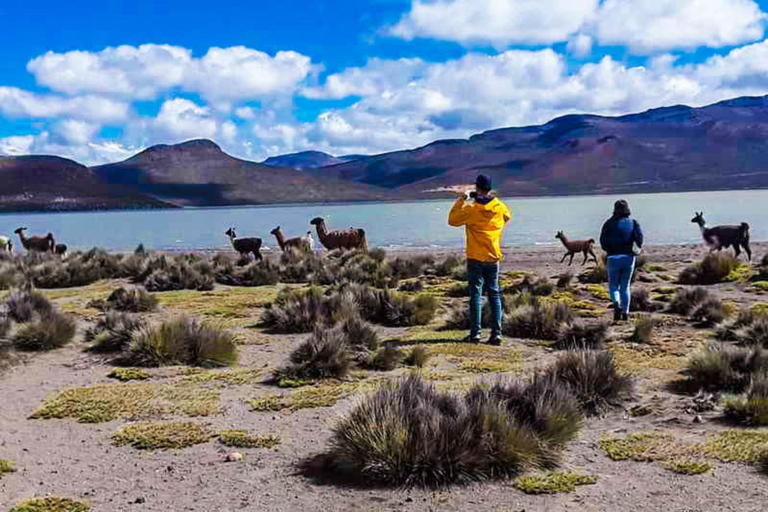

{"left": 1, "top": 189, "right": 766, "bottom": 253}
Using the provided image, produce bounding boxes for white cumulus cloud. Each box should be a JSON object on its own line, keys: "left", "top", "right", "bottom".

{"left": 0, "top": 87, "right": 129, "bottom": 124}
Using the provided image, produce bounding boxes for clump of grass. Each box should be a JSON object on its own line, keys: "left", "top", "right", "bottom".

{"left": 260, "top": 286, "right": 346, "bottom": 333}
{"left": 142, "top": 257, "right": 214, "bottom": 292}
{"left": 544, "top": 350, "right": 634, "bottom": 416}
{"left": 403, "top": 345, "right": 431, "bottom": 368}
{"left": 667, "top": 287, "right": 713, "bottom": 316}
{"left": 503, "top": 299, "right": 572, "bottom": 340}
{"left": 218, "top": 430, "right": 280, "bottom": 449}
{"left": 9, "top": 496, "right": 91, "bottom": 512}
{"left": 434, "top": 255, "right": 462, "bottom": 277}
{"left": 0, "top": 314, "right": 12, "bottom": 338}
{"left": 715, "top": 308, "right": 758, "bottom": 341}
{"left": 513, "top": 471, "right": 597, "bottom": 494}
{"left": 723, "top": 373, "right": 768, "bottom": 425}
{"left": 0, "top": 459, "right": 16, "bottom": 477}
{"left": 736, "top": 317, "right": 768, "bottom": 347}
{"left": 216, "top": 259, "right": 281, "bottom": 287}
{"left": 314, "top": 374, "right": 582, "bottom": 487}
{"left": 513, "top": 276, "right": 555, "bottom": 296}
{"left": 112, "top": 422, "right": 210, "bottom": 450}
{"left": 274, "top": 327, "right": 353, "bottom": 381}
{"left": 661, "top": 460, "right": 711, "bottom": 475}
{"left": 398, "top": 280, "right": 424, "bottom": 293}
{"left": 629, "top": 317, "right": 656, "bottom": 343}
{"left": 30, "top": 382, "right": 220, "bottom": 423}
{"left": 85, "top": 312, "right": 145, "bottom": 353}
{"left": 5, "top": 288, "right": 53, "bottom": 323}
{"left": 13, "top": 313, "right": 76, "bottom": 351}
{"left": 684, "top": 343, "right": 768, "bottom": 392}
{"left": 678, "top": 253, "right": 741, "bottom": 285}
{"left": 586, "top": 284, "right": 610, "bottom": 301}
{"left": 554, "top": 320, "right": 611, "bottom": 350}
{"left": 630, "top": 288, "right": 657, "bottom": 312}
{"left": 690, "top": 297, "right": 728, "bottom": 326}
{"left": 121, "top": 317, "right": 237, "bottom": 368}
{"left": 599, "top": 431, "right": 684, "bottom": 462}
{"left": 96, "top": 286, "right": 158, "bottom": 312}
{"left": 108, "top": 368, "right": 151, "bottom": 381}
{"left": 367, "top": 346, "right": 403, "bottom": 371}
{"left": 556, "top": 271, "right": 574, "bottom": 289}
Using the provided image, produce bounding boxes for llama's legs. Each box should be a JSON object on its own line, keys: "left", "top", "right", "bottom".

{"left": 734, "top": 244, "right": 741, "bottom": 259}
{"left": 582, "top": 251, "right": 588, "bottom": 265}
{"left": 743, "top": 241, "right": 752, "bottom": 261}
{"left": 560, "top": 253, "right": 568, "bottom": 263}
{"left": 568, "top": 253, "right": 575, "bottom": 265}
{"left": 589, "top": 248, "right": 598, "bottom": 263}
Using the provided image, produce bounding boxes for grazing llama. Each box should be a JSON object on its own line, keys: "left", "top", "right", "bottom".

{"left": 691, "top": 212, "right": 751, "bottom": 260}
{"left": 270, "top": 226, "right": 311, "bottom": 253}
{"left": 14, "top": 227, "right": 54, "bottom": 253}
{"left": 555, "top": 231, "right": 598, "bottom": 265}
{"left": 310, "top": 217, "right": 367, "bottom": 251}
{"left": 225, "top": 227, "right": 263, "bottom": 261}
{"left": 0, "top": 236, "right": 12, "bottom": 253}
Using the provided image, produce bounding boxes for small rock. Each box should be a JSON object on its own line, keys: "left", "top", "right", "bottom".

{"left": 134, "top": 497, "right": 146, "bottom": 504}
{"left": 693, "top": 415, "right": 703, "bottom": 424}
{"left": 225, "top": 452, "right": 244, "bottom": 462}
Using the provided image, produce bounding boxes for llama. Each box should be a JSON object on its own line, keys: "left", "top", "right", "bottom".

{"left": 225, "top": 227, "right": 262, "bottom": 261}
{"left": 0, "top": 236, "right": 12, "bottom": 253}
{"left": 306, "top": 231, "right": 316, "bottom": 252}
{"left": 555, "top": 231, "right": 598, "bottom": 265}
{"left": 270, "top": 226, "right": 310, "bottom": 253}
{"left": 691, "top": 212, "right": 751, "bottom": 260}
{"left": 14, "top": 228, "right": 54, "bottom": 253}
{"left": 54, "top": 244, "right": 68, "bottom": 258}
{"left": 310, "top": 217, "right": 368, "bottom": 251}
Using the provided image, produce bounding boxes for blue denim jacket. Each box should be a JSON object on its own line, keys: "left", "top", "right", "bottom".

{"left": 600, "top": 215, "right": 644, "bottom": 256}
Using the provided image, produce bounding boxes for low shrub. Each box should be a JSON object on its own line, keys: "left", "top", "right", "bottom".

{"left": 274, "top": 327, "right": 353, "bottom": 381}
{"left": 503, "top": 300, "right": 573, "bottom": 341}
{"left": 629, "top": 288, "right": 656, "bottom": 312}
{"left": 678, "top": 253, "right": 740, "bottom": 285}
{"left": 13, "top": 313, "right": 76, "bottom": 351}
{"left": 513, "top": 276, "right": 555, "bottom": 297}
{"left": 144, "top": 259, "right": 214, "bottom": 292}
{"left": 556, "top": 271, "right": 574, "bottom": 289}
{"left": 367, "top": 346, "right": 403, "bottom": 371}
{"left": 554, "top": 321, "right": 611, "bottom": 350}
{"left": 736, "top": 317, "right": 768, "bottom": 347}
{"left": 434, "top": 255, "right": 462, "bottom": 277}
{"left": 111, "top": 421, "right": 209, "bottom": 450}
{"left": 667, "top": 287, "right": 712, "bottom": 316}
{"left": 404, "top": 345, "right": 431, "bottom": 368}
{"left": 93, "top": 287, "right": 158, "bottom": 313}
{"left": 723, "top": 372, "right": 768, "bottom": 426}
{"left": 9, "top": 496, "right": 91, "bottom": 512}
{"left": 398, "top": 280, "right": 424, "bottom": 293}
{"left": 216, "top": 259, "right": 281, "bottom": 287}
{"left": 0, "top": 314, "right": 12, "bottom": 339}
{"left": 355, "top": 288, "right": 438, "bottom": 327}
{"left": 629, "top": 317, "right": 656, "bottom": 344}
{"left": 578, "top": 257, "right": 607, "bottom": 284}
{"left": 544, "top": 350, "right": 634, "bottom": 416}
{"left": 121, "top": 317, "right": 237, "bottom": 368}
{"left": 85, "top": 312, "right": 146, "bottom": 353}
{"left": 5, "top": 288, "right": 53, "bottom": 323}
{"left": 690, "top": 297, "right": 727, "bottom": 326}
{"left": 317, "top": 374, "right": 582, "bottom": 487}
{"left": 684, "top": 343, "right": 768, "bottom": 392}
{"left": 715, "top": 308, "right": 757, "bottom": 341}
{"left": 389, "top": 255, "right": 435, "bottom": 280}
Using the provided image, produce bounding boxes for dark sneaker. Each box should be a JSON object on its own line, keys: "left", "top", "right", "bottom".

{"left": 613, "top": 308, "right": 622, "bottom": 322}
{"left": 621, "top": 312, "right": 629, "bottom": 322}
{"left": 463, "top": 335, "right": 481, "bottom": 344}
{"left": 488, "top": 336, "right": 503, "bottom": 346}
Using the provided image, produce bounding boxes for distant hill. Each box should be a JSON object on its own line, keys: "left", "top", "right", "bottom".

{"left": 0, "top": 155, "right": 173, "bottom": 212}
{"left": 93, "top": 140, "right": 388, "bottom": 207}
{"left": 5, "top": 94, "right": 768, "bottom": 213}
{"left": 262, "top": 150, "right": 364, "bottom": 170}
{"left": 317, "top": 95, "right": 768, "bottom": 197}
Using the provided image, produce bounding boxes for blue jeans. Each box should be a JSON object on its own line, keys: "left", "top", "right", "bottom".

{"left": 467, "top": 260, "right": 502, "bottom": 339}
{"left": 607, "top": 255, "right": 635, "bottom": 314}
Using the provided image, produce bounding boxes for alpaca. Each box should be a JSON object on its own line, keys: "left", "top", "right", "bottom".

{"left": 270, "top": 226, "right": 310, "bottom": 253}
{"left": 14, "top": 227, "right": 54, "bottom": 253}
{"left": 691, "top": 212, "right": 751, "bottom": 260}
{"left": 0, "top": 236, "right": 12, "bottom": 253}
{"left": 306, "top": 231, "right": 316, "bottom": 252}
{"left": 310, "top": 217, "right": 368, "bottom": 251}
{"left": 555, "top": 231, "right": 598, "bottom": 265}
{"left": 54, "top": 244, "right": 68, "bottom": 258}
{"left": 225, "top": 227, "right": 262, "bottom": 261}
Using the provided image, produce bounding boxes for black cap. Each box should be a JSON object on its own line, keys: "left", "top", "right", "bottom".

{"left": 476, "top": 174, "right": 492, "bottom": 191}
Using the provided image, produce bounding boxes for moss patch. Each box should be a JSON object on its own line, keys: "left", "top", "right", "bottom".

{"left": 751, "top": 281, "right": 768, "bottom": 292}
{"left": 112, "top": 421, "right": 210, "bottom": 450}
{"left": 248, "top": 381, "right": 374, "bottom": 413}
{"left": 724, "top": 264, "right": 753, "bottom": 283}
{"left": 30, "top": 382, "right": 220, "bottom": 423}
{"left": 218, "top": 430, "right": 280, "bottom": 449}
{"left": 107, "top": 368, "right": 151, "bottom": 382}
{"left": 609, "top": 343, "right": 687, "bottom": 375}
{"left": 698, "top": 430, "right": 768, "bottom": 462}
{"left": 0, "top": 459, "right": 16, "bottom": 477}
{"left": 156, "top": 286, "right": 279, "bottom": 326}
{"left": 599, "top": 431, "right": 691, "bottom": 461}
{"left": 662, "top": 460, "right": 711, "bottom": 475}
{"left": 180, "top": 367, "right": 262, "bottom": 385}
{"left": 514, "top": 471, "right": 597, "bottom": 494}
{"left": 9, "top": 497, "right": 91, "bottom": 512}
{"left": 396, "top": 327, "right": 466, "bottom": 344}
{"left": 646, "top": 264, "right": 668, "bottom": 273}
{"left": 586, "top": 284, "right": 610, "bottom": 301}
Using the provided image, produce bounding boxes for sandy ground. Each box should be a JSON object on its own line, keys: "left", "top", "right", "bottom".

{"left": 2, "top": 243, "right": 768, "bottom": 512}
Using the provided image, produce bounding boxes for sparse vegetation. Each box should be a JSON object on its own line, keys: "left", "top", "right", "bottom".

{"left": 678, "top": 253, "right": 741, "bottom": 285}
{"left": 503, "top": 299, "right": 572, "bottom": 340}
{"left": 274, "top": 326, "right": 353, "bottom": 381}
{"left": 9, "top": 497, "right": 91, "bottom": 512}
{"left": 514, "top": 471, "right": 597, "bottom": 494}
{"left": 667, "top": 287, "right": 713, "bottom": 316}
{"left": 5, "top": 288, "right": 53, "bottom": 323}
{"left": 108, "top": 368, "right": 151, "bottom": 381}
{"left": 112, "top": 422, "right": 210, "bottom": 450}
{"left": 218, "top": 430, "right": 280, "bottom": 449}
{"left": 0, "top": 459, "right": 16, "bottom": 477}
{"left": 629, "top": 317, "right": 656, "bottom": 343}
{"left": 403, "top": 345, "right": 431, "bottom": 368}
{"left": 92, "top": 286, "right": 158, "bottom": 312}
{"left": 630, "top": 288, "right": 657, "bottom": 312}
{"left": 723, "top": 373, "right": 768, "bottom": 425}
{"left": 684, "top": 343, "right": 768, "bottom": 392}
{"left": 85, "top": 312, "right": 145, "bottom": 353}
{"left": 662, "top": 460, "right": 711, "bottom": 475}
{"left": 121, "top": 317, "right": 237, "bottom": 368}
{"left": 554, "top": 320, "right": 611, "bottom": 350}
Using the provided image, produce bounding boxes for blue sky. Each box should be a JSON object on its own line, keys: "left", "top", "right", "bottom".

{"left": 2, "top": 0, "right": 768, "bottom": 164}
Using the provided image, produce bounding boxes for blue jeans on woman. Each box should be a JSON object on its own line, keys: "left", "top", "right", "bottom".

{"left": 607, "top": 255, "right": 635, "bottom": 314}
{"left": 467, "top": 259, "right": 502, "bottom": 340}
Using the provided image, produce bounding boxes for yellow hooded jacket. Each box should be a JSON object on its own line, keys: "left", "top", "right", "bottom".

{"left": 448, "top": 196, "right": 512, "bottom": 262}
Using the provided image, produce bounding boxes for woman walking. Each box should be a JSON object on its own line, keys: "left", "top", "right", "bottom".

{"left": 600, "top": 199, "right": 644, "bottom": 322}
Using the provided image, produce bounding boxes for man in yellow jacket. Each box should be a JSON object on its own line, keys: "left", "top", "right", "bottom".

{"left": 448, "top": 174, "right": 512, "bottom": 345}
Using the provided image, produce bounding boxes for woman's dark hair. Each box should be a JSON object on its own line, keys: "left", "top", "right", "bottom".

{"left": 613, "top": 199, "right": 631, "bottom": 217}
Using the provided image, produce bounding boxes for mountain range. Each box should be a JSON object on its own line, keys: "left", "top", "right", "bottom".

{"left": 4, "top": 94, "right": 768, "bottom": 212}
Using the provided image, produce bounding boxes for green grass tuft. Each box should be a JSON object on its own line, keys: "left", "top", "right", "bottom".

{"left": 9, "top": 497, "right": 90, "bottom": 512}
{"left": 218, "top": 430, "right": 280, "bottom": 449}
{"left": 514, "top": 471, "right": 597, "bottom": 494}
{"left": 107, "top": 368, "right": 151, "bottom": 381}
{"left": 112, "top": 422, "right": 210, "bottom": 450}
{"left": 662, "top": 460, "right": 711, "bottom": 475}
{"left": 0, "top": 459, "right": 16, "bottom": 477}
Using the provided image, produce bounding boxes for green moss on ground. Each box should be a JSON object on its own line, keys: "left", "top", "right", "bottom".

{"left": 10, "top": 497, "right": 90, "bottom": 512}
{"left": 107, "top": 368, "right": 151, "bottom": 381}
{"left": 514, "top": 471, "right": 597, "bottom": 494}
{"left": 112, "top": 422, "right": 210, "bottom": 450}
{"left": 0, "top": 459, "right": 16, "bottom": 477}
{"left": 662, "top": 460, "right": 711, "bottom": 475}
{"left": 218, "top": 430, "right": 280, "bottom": 449}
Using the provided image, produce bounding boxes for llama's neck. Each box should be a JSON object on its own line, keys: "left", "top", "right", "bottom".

{"left": 557, "top": 236, "right": 569, "bottom": 248}
{"left": 696, "top": 221, "right": 708, "bottom": 233}
{"left": 17, "top": 231, "right": 30, "bottom": 250}
{"left": 227, "top": 233, "right": 237, "bottom": 248}
{"left": 273, "top": 230, "right": 286, "bottom": 250}
{"left": 314, "top": 222, "right": 329, "bottom": 242}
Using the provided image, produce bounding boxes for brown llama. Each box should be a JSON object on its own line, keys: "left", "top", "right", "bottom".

{"left": 691, "top": 212, "right": 751, "bottom": 260}
{"left": 270, "top": 226, "right": 310, "bottom": 253}
{"left": 310, "top": 217, "right": 367, "bottom": 251}
{"left": 14, "top": 227, "right": 54, "bottom": 253}
{"left": 555, "top": 231, "right": 598, "bottom": 265}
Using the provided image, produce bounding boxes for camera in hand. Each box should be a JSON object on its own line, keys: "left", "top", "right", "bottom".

{"left": 469, "top": 191, "right": 478, "bottom": 199}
